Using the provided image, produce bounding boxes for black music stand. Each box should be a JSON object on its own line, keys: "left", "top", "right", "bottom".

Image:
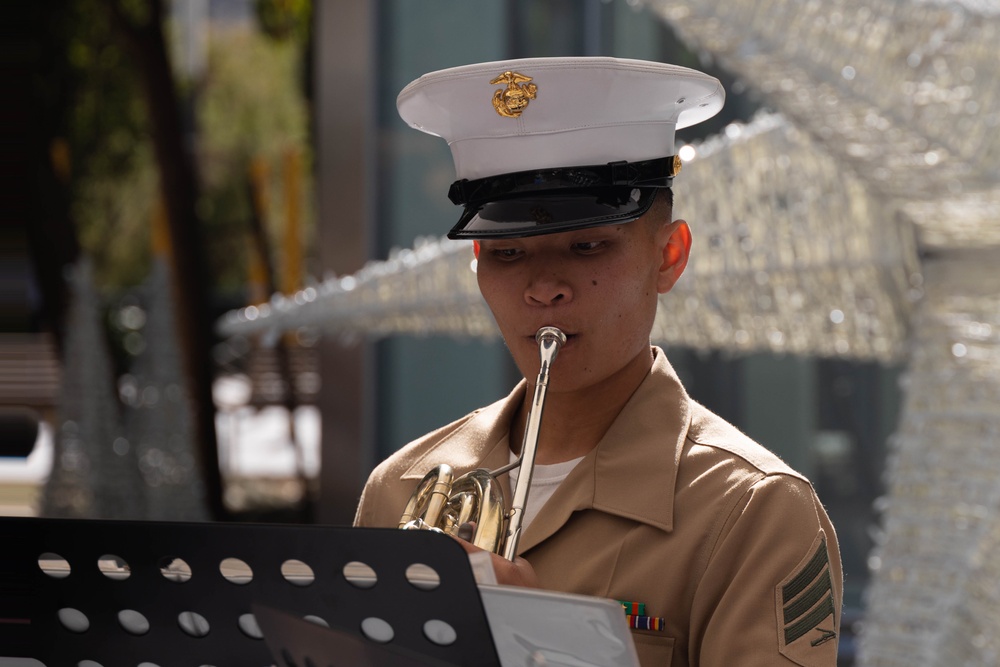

{"left": 253, "top": 603, "right": 459, "bottom": 667}
{"left": 0, "top": 517, "right": 500, "bottom": 667}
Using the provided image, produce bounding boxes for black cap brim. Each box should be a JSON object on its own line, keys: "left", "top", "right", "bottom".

{"left": 447, "top": 187, "right": 658, "bottom": 239}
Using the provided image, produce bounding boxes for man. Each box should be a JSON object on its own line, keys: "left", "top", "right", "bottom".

{"left": 355, "top": 57, "right": 842, "bottom": 667}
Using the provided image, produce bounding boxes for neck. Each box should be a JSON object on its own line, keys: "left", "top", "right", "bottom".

{"left": 510, "top": 346, "right": 655, "bottom": 465}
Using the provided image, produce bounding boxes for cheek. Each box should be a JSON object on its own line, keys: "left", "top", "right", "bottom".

{"left": 591, "top": 262, "right": 659, "bottom": 330}
{"left": 477, "top": 266, "right": 519, "bottom": 331}
{"left": 477, "top": 269, "right": 500, "bottom": 315}
{"left": 476, "top": 260, "right": 502, "bottom": 298}
{"left": 594, "top": 259, "right": 651, "bottom": 301}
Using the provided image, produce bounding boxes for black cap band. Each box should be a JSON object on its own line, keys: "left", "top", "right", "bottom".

{"left": 447, "top": 186, "right": 661, "bottom": 239}
{"left": 448, "top": 156, "right": 679, "bottom": 206}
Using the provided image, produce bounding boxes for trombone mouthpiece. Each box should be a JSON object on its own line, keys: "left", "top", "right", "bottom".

{"left": 535, "top": 326, "right": 567, "bottom": 347}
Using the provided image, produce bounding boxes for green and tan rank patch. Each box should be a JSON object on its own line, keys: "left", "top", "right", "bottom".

{"left": 776, "top": 534, "right": 838, "bottom": 666}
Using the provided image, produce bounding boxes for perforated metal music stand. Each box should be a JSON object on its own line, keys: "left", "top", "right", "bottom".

{"left": 253, "top": 603, "right": 460, "bottom": 667}
{"left": 0, "top": 517, "right": 500, "bottom": 667}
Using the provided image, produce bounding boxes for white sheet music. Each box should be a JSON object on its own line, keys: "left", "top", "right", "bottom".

{"left": 479, "top": 585, "right": 640, "bottom": 667}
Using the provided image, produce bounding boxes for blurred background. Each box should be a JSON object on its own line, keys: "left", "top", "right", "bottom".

{"left": 5, "top": 1, "right": 1000, "bottom": 665}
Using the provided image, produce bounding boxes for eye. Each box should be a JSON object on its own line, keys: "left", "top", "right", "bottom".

{"left": 571, "top": 240, "right": 605, "bottom": 254}
{"left": 490, "top": 247, "right": 523, "bottom": 260}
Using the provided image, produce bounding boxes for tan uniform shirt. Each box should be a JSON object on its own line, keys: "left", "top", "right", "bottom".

{"left": 355, "top": 348, "right": 842, "bottom": 667}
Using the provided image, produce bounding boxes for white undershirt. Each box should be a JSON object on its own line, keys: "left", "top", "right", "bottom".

{"left": 507, "top": 449, "right": 585, "bottom": 530}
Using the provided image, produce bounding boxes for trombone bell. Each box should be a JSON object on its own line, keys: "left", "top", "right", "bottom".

{"left": 399, "top": 465, "right": 506, "bottom": 553}
{"left": 398, "top": 327, "right": 565, "bottom": 560}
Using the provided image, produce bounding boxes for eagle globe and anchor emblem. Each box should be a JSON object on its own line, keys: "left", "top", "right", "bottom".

{"left": 490, "top": 70, "right": 538, "bottom": 118}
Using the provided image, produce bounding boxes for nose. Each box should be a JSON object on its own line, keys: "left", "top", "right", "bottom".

{"left": 524, "top": 270, "right": 572, "bottom": 306}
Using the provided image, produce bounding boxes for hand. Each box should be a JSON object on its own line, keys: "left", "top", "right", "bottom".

{"left": 452, "top": 524, "right": 540, "bottom": 589}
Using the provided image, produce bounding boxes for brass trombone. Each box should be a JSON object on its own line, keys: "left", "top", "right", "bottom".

{"left": 399, "top": 326, "right": 566, "bottom": 560}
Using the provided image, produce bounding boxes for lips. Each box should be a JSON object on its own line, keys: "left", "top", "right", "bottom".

{"left": 529, "top": 324, "right": 574, "bottom": 336}
{"left": 526, "top": 330, "right": 577, "bottom": 347}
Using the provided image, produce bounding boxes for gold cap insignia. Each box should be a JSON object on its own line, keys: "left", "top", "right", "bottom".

{"left": 490, "top": 71, "right": 537, "bottom": 118}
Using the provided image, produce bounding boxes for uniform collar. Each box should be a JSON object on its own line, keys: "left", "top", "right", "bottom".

{"left": 399, "top": 348, "right": 690, "bottom": 553}
{"left": 517, "top": 348, "right": 689, "bottom": 553}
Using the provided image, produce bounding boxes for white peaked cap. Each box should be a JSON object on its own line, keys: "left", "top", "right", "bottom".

{"left": 397, "top": 57, "right": 725, "bottom": 239}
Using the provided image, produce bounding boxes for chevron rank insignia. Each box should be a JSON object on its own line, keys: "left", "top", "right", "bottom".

{"left": 777, "top": 535, "right": 838, "bottom": 665}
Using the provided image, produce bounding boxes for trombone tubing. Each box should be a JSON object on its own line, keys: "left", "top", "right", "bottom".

{"left": 502, "top": 326, "right": 566, "bottom": 561}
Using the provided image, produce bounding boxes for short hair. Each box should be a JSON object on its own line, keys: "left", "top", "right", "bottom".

{"left": 653, "top": 188, "right": 674, "bottom": 221}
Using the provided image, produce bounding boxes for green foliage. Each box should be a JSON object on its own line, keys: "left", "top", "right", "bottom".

{"left": 62, "top": 0, "right": 315, "bottom": 295}
{"left": 198, "top": 29, "right": 309, "bottom": 164}
{"left": 255, "top": 0, "right": 311, "bottom": 42}
{"left": 66, "top": 0, "right": 157, "bottom": 289}
{"left": 117, "top": 0, "right": 153, "bottom": 27}
{"left": 196, "top": 27, "right": 314, "bottom": 292}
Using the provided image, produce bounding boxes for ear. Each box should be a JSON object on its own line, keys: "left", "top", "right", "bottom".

{"left": 473, "top": 240, "right": 481, "bottom": 260}
{"left": 656, "top": 220, "right": 691, "bottom": 294}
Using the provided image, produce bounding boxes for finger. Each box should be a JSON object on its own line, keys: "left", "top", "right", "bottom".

{"left": 457, "top": 521, "right": 475, "bottom": 542}
{"left": 450, "top": 534, "right": 481, "bottom": 554}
